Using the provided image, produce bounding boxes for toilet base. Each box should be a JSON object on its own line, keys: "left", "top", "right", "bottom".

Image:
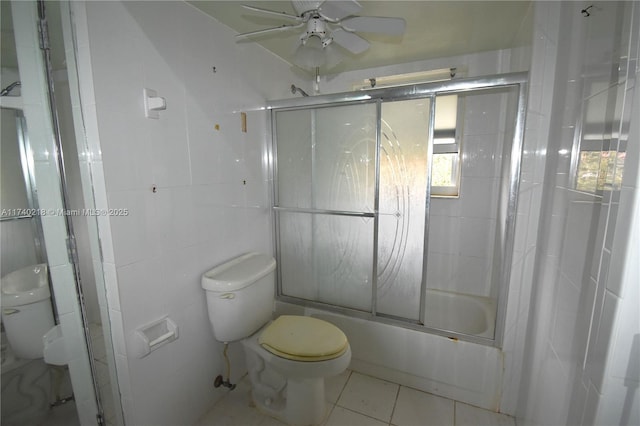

{"left": 249, "top": 374, "right": 330, "bottom": 426}
{"left": 241, "top": 324, "right": 350, "bottom": 426}
{"left": 285, "top": 377, "right": 326, "bottom": 425}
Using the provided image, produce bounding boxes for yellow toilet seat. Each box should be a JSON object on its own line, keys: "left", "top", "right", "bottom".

{"left": 259, "top": 315, "right": 348, "bottom": 362}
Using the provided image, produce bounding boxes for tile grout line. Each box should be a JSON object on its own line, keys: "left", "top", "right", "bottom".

{"left": 333, "top": 405, "right": 394, "bottom": 426}
{"left": 325, "top": 370, "right": 352, "bottom": 425}
{"left": 388, "top": 384, "right": 401, "bottom": 425}
{"left": 454, "top": 400, "right": 457, "bottom": 426}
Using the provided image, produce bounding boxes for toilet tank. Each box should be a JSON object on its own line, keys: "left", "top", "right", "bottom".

{"left": 201, "top": 252, "right": 276, "bottom": 343}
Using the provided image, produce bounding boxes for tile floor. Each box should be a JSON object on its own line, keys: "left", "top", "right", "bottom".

{"left": 198, "top": 370, "right": 516, "bottom": 426}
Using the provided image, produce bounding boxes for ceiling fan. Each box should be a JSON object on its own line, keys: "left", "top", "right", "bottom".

{"left": 236, "top": 0, "right": 406, "bottom": 68}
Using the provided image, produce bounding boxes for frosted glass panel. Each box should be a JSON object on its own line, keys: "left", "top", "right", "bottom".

{"left": 279, "top": 211, "right": 373, "bottom": 311}
{"left": 314, "top": 105, "right": 376, "bottom": 212}
{"left": 275, "top": 104, "right": 376, "bottom": 212}
{"left": 376, "top": 99, "right": 431, "bottom": 320}
{"left": 275, "top": 109, "right": 312, "bottom": 208}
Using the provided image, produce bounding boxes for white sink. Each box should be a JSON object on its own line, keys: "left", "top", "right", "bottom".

{"left": 1, "top": 264, "right": 54, "bottom": 359}
{"left": 1, "top": 263, "right": 50, "bottom": 307}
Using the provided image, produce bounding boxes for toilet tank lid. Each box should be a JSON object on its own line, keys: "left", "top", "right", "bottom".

{"left": 201, "top": 252, "right": 276, "bottom": 292}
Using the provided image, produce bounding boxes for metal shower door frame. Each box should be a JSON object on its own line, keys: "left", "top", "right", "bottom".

{"left": 268, "top": 71, "right": 528, "bottom": 348}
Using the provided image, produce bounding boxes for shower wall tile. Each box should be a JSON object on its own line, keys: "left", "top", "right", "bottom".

{"left": 459, "top": 217, "right": 495, "bottom": 258}
{"left": 461, "top": 134, "right": 502, "bottom": 178}
{"left": 425, "top": 252, "right": 455, "bottom": 287}
{"left": 586, "top": 290, "right": 621, "bottom": 393}
{"left": 428, "top": 216, "right": 460, "bottom": 255}
{"left": 518, "top": 1, "right": 640, "bottom": 425}
{"left": 460, "top": 178, "right": 499, "bottom": 218}
{"left": 502, "top": 1, "right": 560, "bottom": 415}
{"left": 453, "top": 255, "right": 492, "bottom": 296}
{"left": 430, "top": 198, "right": 461, "bottom": 217}
{"left": 559, "top": 192, "right": 602, "bottom": 287}
{"left": 606, "top": 188, "right": 635, "bottom": 297}
{"left": 462, "top": 94, "right": 503, "bottom": 136}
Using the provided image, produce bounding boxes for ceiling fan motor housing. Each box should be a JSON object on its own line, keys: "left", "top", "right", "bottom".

{"left": 306, "top": 17, "right": 327, "bottom": 37}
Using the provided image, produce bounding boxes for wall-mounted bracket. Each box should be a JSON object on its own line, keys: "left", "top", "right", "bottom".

{"left": 143, "top": 88, "right": 166, "bottom": 119}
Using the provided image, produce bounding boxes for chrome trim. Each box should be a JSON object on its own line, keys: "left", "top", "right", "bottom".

{"left": 273, "top": 206, "right": 375, "bottom": 218}
{"left": 310, "top": 109, "right": 317, "bottom": 294}
{"left": 494, "top": 82, "right": 528, "bottom": 347}
{"left": 267, "top": 72, "right": 528, "bottom": 110}
{"left": 419, "top": 95, "right": 437, "bottom": 326}
{"left": 0, "top": 214, "right": 33, "bottom": 222}
{"left": 371, "top": 100, "right": 382, "bottom": 316}
{"left": 15, "top": 110, "right": 46, "bottom": 264}
{"left": 271, "top": 111, "right": 283, "bottom": 298}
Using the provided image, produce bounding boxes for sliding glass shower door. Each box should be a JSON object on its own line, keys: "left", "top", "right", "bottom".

{"left": 275, "top": 104, "right": 378, "bottom": 312}
{"left": 271, "top": 73, "right": 528, "bottom": 345}
{"left": 376, "top": 99, "right": 431, "bottom": 321}
{"left": 274, "top": 98, "right": 434, "bottom": 321}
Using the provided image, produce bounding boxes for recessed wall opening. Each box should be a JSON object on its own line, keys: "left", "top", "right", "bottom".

{"left": 269, "top": 72, "right": 528, "bottom": 346}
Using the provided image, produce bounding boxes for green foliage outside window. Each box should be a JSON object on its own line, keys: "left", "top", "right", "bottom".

{"left": 576, "top": 150, "right": 625, "bottom": 192}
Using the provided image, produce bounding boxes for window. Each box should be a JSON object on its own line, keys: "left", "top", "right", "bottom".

{"left": 575, "top": 146, "right": 625, "bottom": 192}
{"left": 432, "top": 95, "right": 461, "bottom": 197}
{"left": 354, "top": 69, "right": 463, "bottom": 197}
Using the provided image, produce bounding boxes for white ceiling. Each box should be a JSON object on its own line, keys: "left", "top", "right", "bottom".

{"left": 189, "top": 1, "right": 533, "bottom": 75}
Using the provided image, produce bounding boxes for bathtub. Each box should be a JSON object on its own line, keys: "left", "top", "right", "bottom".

{"left": 423, "top": 289, "right": 496, "bottom": 339}
{"left": 276, "top": 291, "right": 503, "bottom": 411}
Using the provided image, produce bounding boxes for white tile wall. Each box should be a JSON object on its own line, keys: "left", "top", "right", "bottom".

{"left": 516, "top": 1, "right": 640, "bottom": 425}
{"left": 500, "top": 0, "right": 558, "bottom": 416}
{"left": 73, "top": 1, "right": 307, "bottom": 424}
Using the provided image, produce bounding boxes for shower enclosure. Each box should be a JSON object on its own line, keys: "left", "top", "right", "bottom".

{"left": 270, "top": 72, "right": 527, "bottom": 346}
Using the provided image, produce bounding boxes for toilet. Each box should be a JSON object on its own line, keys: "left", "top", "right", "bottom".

{"left": 201, "top": 252, "right": 351, "bottom": 425}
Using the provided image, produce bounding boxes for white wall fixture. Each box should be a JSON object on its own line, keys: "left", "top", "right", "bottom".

{"left": 143, "top": 88, "right": 166, "bottom": 119}
{"left": 131, "top": 316, "right": 179, "bottom": 358}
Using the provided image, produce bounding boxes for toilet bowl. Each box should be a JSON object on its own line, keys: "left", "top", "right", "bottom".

{"left": 241, "top": 316, "right": 351, "bottom": 425}
{"left": 201, "top": 252, "right": 351, "bottom": 425}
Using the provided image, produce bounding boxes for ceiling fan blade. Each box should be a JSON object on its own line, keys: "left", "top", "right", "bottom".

{"left": 241, "top": 5, "right": 302, "bottom": 21}
{"left": 331, "top": 28, "right": 369, "bottom": 54}
{"left": 318, "top": 0, "right": 362, "bottom": 21}
{"left": 236, "top": 24, "right": 302, "bottom": 39}
{"left": 340, "top": 16, "right": 406, "bottom": 36}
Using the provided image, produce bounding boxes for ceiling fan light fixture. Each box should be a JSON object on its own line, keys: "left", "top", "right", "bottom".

{"left": 293, "top": 35, "right": 344, "bottom": 70}
{"left": 293, "top": 35, "right": 326, "bottom": 69}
